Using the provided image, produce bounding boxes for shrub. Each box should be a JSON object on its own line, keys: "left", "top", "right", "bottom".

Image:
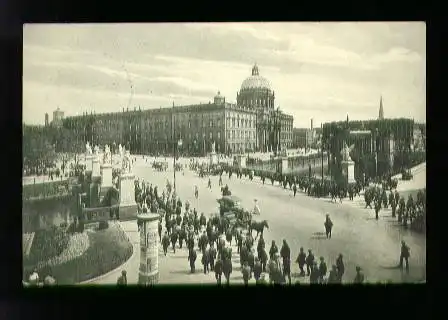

{"left": 98, "top": 220, "right": 109, "bottom": 230}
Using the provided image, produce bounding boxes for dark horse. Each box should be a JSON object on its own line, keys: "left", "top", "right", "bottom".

{"left": 249, "top": 220, "right": 269, "bottom": 239}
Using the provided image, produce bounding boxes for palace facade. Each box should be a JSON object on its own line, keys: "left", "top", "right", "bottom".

{"left": 63, "top": 64, "right": 294, "bottom": 155}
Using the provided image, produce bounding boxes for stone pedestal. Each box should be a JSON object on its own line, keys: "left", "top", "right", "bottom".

{"left": 236, "top": 155, "right": 246, "bottom": 168}
{"left": 209, "top": 152, "right": 218, "bottom": 166}
{"left": 341, "top": 160, "right": 356, "bottom": 184}
{"left": 138, "top": 213, "right": 159, "bottom": 285}
{"left": 92, "top": 157, "right": 101, "bottom": 179}
{"left": 100, "top": 163, "right": 113, "bottom": 199}
{"left": 85, "top": 155, "right": 94, "bottom": 175}
{"left": 101, "top": 164, "right": 113, "bottom": 188}
{"left": 119, "top": 173, "right": 137, "bottom": 221}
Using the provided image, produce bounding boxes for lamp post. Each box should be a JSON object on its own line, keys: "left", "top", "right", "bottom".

{"left": 173, "top": 138, "right": 182, "bottom": 192}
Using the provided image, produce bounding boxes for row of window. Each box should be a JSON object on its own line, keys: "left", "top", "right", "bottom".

{"left": 226, "top": 118, "right": 255, "bottom": 128}
{"left": 226, "top": 130, "right": 256, "bottom": 140}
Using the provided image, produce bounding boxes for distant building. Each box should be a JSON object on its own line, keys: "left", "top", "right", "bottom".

{"left": 63, "top": 64, "right": 294, "bottom": 155}
{"left": 52, "top": 108, "right": 64, "bottom": 128}
{"left": 44, "top": 113, "right": 49, "bottom": 127}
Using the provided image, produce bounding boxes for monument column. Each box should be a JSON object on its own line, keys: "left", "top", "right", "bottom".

{"left": 138, "top": 213, "right": 159, "bottom": 285}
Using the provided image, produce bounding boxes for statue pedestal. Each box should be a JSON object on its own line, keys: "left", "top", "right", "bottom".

{"left": 85, "top": 155, "right": 94, "bottom": 174}
{"left": 209, "top": 152, "right": 218, "bottom": 166}
{"left": 119, "top": 173, "right": 137, "bottom": 221}
{"left": 100, "top": 164, "right": 113, "bottom": 198}
{"left": 137, "top": 213, "right": 160, "bottom": 285}
{"left": 236, "top": 155, "right": 246, "bottom": 168}
{"left": 341, "top": 160, "right": 356, "bottom": 184}
{"left": 281, "top": 157, "right": 289, "bottom": 174}
{"left": 92, "top": 157, "right": 101, "bottom": 179}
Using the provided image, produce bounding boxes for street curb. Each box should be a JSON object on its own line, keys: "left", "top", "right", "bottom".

{"left": 78, "top": 220, "right": 137, "bottom": 285}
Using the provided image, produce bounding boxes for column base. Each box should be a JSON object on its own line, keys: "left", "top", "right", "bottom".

{"left": 119, "top": 204, "right": 138, "bottom": 221}
{"left": 138, "top": 271, "right": 159, "bottom": 285}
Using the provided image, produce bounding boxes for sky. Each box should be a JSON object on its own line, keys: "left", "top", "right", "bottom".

{"left": 23, "top": 22, "right": 426, "bottom": 128}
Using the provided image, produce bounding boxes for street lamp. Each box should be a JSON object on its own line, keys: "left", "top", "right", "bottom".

{"left": 173, "top": 138, "right": 182, "bottom": 192}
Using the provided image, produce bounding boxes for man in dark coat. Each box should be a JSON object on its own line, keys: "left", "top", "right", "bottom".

{"left": 309, "top": 262, "right": 319, "bottom": 284}
{"left": 305, "top": 249, "right": 315, "bottom": 276}
{"left": 202, "top": 248, "right": 210, "bottom": 274}
{"left": 247, "top": 248, "right": 255, "bottom": 272}
{"left": 158, "top": 220, "right": 163, "bottom": 242}
{"left": 336, "top": 253, "right": 345, "bottom": 282}
{"left": 354, "top": 266, "right": 365, "bottom": 283}
{"left": 324, "top": 214, "right": 333, "bottom": 239}
{"left": 170, "top": 230, "right": 178, "bottom": 253}
{"left": 259, "top": 247, "right": 268, "bottom": 272}
{"left": 318, "top": 257, "right": 327, "bottom": 284}
{"left": 223, "top": 258, "right": 232, "bottom": 286}
{"left": 269, "top": 240, "right": 278, "bottom": 260}
{"left": 237, "top": 231, "right": 243, "bottom": 254}
{"left": 209, "top": 243, "right": 217, "bottom": 271}
{"left": 327, "top": 265, "right": 339, "bottom": 284}
{"left": 162, "top": 232, "right": 170, "bottom": 256}
{"left": 399, "top": 241, "right": 410, "bottom": 272}
{"left": 199, "top": 231, "right": 208, "bottom": 252}
{"left": 257, "top": 234, "right": 265, "bottom": 260}
{"left": 117, "top": 270, "right": 127, "bottom": 286}
{"left": 178, "top": 226, "right": 187, "bottom": 249}
{"left": 187, "top": 234, "right": 195, "bottom": 253}
{"left": 188, "top": 249, "right": 197, "bottom": 273}
{"left": 214, "top": 258, "right": 223, "bottom": 285}
{"left": 253, "top": 257, "right": 262, "bottom": 282}
{"left": 280, "top": 240, "right": 291, "bottom": 284}
{"left": 242, "top": 261, "right": 252, "bottom": 286}
{"left": 240, "top": 244, "right": 248, "bottom": 268}
{"left": 293, "top": 183, "right": 297, "bottom": 197}
{"left": 296, "top": 247, "right": 306, "bottom": 276}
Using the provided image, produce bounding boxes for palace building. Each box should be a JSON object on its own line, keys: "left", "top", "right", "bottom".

{"left": 62, "top": 64, "right": 294, "bottom": 155}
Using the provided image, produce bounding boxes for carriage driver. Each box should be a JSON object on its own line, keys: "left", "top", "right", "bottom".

{"left": 252, "top": 199, "right": 261, "bottom": 216}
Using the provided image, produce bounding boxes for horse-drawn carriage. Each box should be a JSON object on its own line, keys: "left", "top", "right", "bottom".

{"left": 209, "top": 164, "right": 222, "bottom": 176}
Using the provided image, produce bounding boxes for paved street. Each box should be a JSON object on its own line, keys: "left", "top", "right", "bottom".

{"left": 129, "top": 160, "right": 426, "bottom": 284}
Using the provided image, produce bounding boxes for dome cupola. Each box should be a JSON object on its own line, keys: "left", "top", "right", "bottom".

{"left": 240, "top": 63, "right": 272, "bottom": 91}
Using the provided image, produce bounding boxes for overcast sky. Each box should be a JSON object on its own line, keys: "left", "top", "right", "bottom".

{"left": 23, "top": 22, "right": 426, "bottom": 128}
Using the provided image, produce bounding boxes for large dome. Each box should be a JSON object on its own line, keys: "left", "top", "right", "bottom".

{"left": 240, "top": 64, "right": 272, "bottom": 91}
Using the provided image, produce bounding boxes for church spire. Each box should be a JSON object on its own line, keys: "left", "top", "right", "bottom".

{"left": 378, "top": 95, "right": 384, "bottom": 120}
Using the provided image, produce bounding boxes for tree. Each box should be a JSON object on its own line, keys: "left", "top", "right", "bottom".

{"left": 23, "top": 133, "right": 57, "bottom": 175}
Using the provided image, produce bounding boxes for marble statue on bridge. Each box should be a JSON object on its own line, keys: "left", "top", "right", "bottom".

{"left": 94, "top": 145, "right": 100, "bottom": 156}
{"left": 86, "top": 141, "right": 93, "bottom": 155}
{"left": 122, "top": 150, "right": 133, "bottom": 174}
{"left": 103, "top": 144, "right": 111, "bottom": 164}
{"left": 341, "top": 142, "right": 355, "bottom": 162}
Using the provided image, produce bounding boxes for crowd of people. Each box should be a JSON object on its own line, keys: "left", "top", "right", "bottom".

{"left": 131, "top": 173, "right": 376, "bottom": 285}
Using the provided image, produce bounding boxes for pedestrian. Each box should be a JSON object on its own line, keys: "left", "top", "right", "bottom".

{"left": 214, "top": 258, "right": 223, "bottom": 285}
{"left": 253, "top": 257, "right": 262, "bottom": 283}
{"left": 242, "top": 261, "right": 252, "bottom": 286}
{"left": 269, "top": 240, "right": 278, "bottom": 260}
{"left": 208, "top": 177, "right": 212, "bottom": 189}
{"left": 305, "top": 249, "right": 315, "bottom": 276}
{"left": 296, "top": 247, "right": 306, "bottom": 276}
{"left": 336, "top": 253, "right": 345, "bottom": 282}
{"left": 202, "top": 247, "right": 210, "bottom": 274}
{"left": 223, "top": 258, "right": 232, "bottom": 286}
{"left": 162, "top": 231, "right": 170, "bottom": 256}
{"left": 158, "top": 220, "right": 162, "bottom": 242}
{"left": 324, "top": 214, "right": 333, "bottom": 239}
{"left": 247, "top": 248, "right": 255, "bottom": 273}
{"left": 257, "top": 234, "right": 265, "bottom": 259}
{"left": 318, "top": 257, "right": 327, "bottom": 284}
{"left": 259, "top": 247, "right": 268, "bottom": 272}
{"left": 310, "top": 262, "right": 319, "bottom": 284}
{"left": 327, "top": 265, "right": 339, "bottom": 284}
{"left": 257, "top": 273, "right": 269, "bottom": 285}
{"left": 209, "top": 243, "right": 217, "bottom": 271}
{"left": 354, "top": 266, "right": 365, "bottom": 284}
{"left": 399, "top": 241, "right": 410, "bottom": 272}
{"left": 293, "top": 183, "right": 297, "bottom": 197}
{"left": 117, "top": 270, "right": 127, "bottom": 286}
{"left": 170, "top": 230, "right": 178, "bottom": 253}
{"left": 280, "top": 240, "right": 291, "bottom": 284}
{"left": 219, "top": 174, "right": 222, "bottom": 187}
{"left": 188, "top": 248, "right": 197, "bottom": 273}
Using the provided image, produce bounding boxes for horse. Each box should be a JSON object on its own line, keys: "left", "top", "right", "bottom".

{"left": 249, "top": 220, "right": 269, "bottom": 239}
